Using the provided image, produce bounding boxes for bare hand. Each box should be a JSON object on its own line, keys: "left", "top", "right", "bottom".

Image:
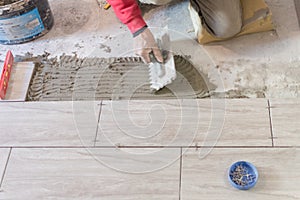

{"left": 134, "top": 28, "right": 164, "bottom": 63}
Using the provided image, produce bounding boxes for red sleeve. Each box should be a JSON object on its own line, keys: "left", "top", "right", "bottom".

{"left": 107, "top": 0, "right": 147, "bottom": 34}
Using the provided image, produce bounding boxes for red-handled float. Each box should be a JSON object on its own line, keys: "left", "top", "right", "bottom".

{"left": 0, "top": 51, "right": 14, "bottom": 100}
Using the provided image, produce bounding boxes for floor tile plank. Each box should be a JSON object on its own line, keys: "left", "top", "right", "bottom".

{"left": 0, "top": 62, "right": 35, "bottom": 102}
{"left": 270, "top": 99, "right": 300, "bottom": 146}
{"left": 0, "top": 101, "right": 100, "bottom": 147}
{"left": 181, "top": 148, "right": 300, "bottom": 200}
{"left": 0, "top": 149, "right": 10, "bottom": 187}
{"left": 96, "top": 99, "right": 271, "bottom": 147}
{"left": 0, "top": 148, "right": 180, "bottom": 199}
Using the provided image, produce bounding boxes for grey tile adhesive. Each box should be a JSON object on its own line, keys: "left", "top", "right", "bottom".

{"left": 26, "top": 55, "right": 212, "bottom": 101}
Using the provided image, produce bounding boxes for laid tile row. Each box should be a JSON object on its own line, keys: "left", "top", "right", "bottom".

{"left": 1, "top": 148, "right": 300, "bottom": 199}
{"left": 1, "top": 99, "right": 299, "bottom": 147}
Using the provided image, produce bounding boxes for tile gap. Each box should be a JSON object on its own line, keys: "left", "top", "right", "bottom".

{"left": 93, "top": 145, "right": 279, "bottom": 148}
{"left": 1, "top": 146, "right": 299, "bottom": 149}
{"left": 295, "top": 0, "right": 300, "bottom": 27}
{"left": 179, "top": 147, "right": 183, "bottom": 200}
{"left": 0, "top": 148, "right": 12, "bottom": 188}
{"left": 93, "top": 100, "right": 103, "bottom": 147}
{"left": 1, "top": 146, "right": 298, "bottom": 149}
{"left": 267, "top": 100, "right": 275, "bottom": 147}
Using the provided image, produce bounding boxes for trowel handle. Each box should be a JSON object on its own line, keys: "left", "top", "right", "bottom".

{"left": 149, "top": 38, "right": 168, "bottom": 64}
{"left": 149, "top": 51, "right": 162, "bottom": 64}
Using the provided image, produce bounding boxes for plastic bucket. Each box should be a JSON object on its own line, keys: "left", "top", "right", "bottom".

{"left": 0, "top": 0, "right": 54, "bottom": 45}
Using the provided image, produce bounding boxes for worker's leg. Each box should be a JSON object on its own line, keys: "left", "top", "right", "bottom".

{"left": 139, "top": 0, "right": 173, "bottom": 5}
{"left": 191, "top": 0, "right": 242, "bottom": 38}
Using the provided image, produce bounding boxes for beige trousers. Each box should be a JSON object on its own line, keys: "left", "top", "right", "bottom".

{"left": 140, "top": 0, "right": 243, "bottom": 38}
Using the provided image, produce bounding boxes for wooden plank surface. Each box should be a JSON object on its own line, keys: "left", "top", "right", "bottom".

{"left": 1, "top": 62, "right": 35, "bottom": 102}
{"left": 269, "top": 99, "right": 300, "bottom": 146}
{"left": 181, "top": 148, "right": 300, "bottom": 200}
{"left": 96, "top": 99, "right": 272, "bottom": 147}
{"left": 0, "top": 101, "right": 100, "bottom": 147}
{"left": 0, "top": 148, "right": 180, "bottom": 199}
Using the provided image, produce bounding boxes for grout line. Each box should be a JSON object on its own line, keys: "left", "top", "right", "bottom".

{"left": 0, "top": 146, "right": 300, "bottom": 149}
{"left": 179, "top": 147, "right": 183, "bottom": 200}
{"left": 295, "top": 0, "right": 300, "bottom": 27}
{"left": 267, "top": 100, "right": 275, "bottom": 147}
{"left": 0, "top": 101, "right": 26, "bottom": 103}
{"left": 93, "top": 100, "right": 103, "bottom": 147}
{"left": 94, "top": 145, "right": 291, "bottom": 148}
{"left": 0, "top": 148, "right": 12, "bottom": 188}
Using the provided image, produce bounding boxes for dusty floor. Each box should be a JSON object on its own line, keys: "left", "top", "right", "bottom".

{"left": 0, "top": 0, "right": 300, "bottom": 98}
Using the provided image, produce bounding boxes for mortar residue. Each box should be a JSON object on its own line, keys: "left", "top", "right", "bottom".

{"left": 26, "top": 55, "right": 212, "bottom": 101}
{"left": 0, "top": 0, "right": 19, "bottom": 6}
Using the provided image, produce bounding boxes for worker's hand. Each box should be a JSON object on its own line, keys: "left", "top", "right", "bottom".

{"left": 134, "top": 28, "right": 164, "bottom": 64}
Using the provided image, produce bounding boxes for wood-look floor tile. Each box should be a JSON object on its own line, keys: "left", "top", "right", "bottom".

{"left": 0, "top": 149, "right": 10, "bottom": 186}
{"left": 1, "top": 62, "right": 35, "bottom": 102}
{"left": 270, "top": 99, "right": 300, "bottom": 146}
{"left": 96, "top": 99, "right": 271, "bottom": 147}
{"left": 181, "top": 148, "right": 300, "bottom": 200}
{"left": 0, "top": 148, "right": 180, "bottom": 199}
{"left": 0, "top": 101, "right": 100, "bottom": 147}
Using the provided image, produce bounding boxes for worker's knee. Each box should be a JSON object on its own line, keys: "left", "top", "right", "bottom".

{"left": 210, "top": 11, "right": 242, "bottom": 38}
{"left": 204, "top": 0, "right": 242, "bottom": 38}
{"left": 139, "top": 0, "right": 173, "bottom": 5}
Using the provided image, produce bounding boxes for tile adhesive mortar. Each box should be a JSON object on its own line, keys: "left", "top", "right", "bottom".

{"left": 25, "top": 55, "right": 212, "bottom": 101}
{"left": 0, "top": 0, "right": 53, "bottom": 45}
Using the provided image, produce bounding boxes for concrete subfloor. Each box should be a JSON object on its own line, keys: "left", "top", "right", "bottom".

{"left": 0, "top": 0, "right": 300, "bottom": 98}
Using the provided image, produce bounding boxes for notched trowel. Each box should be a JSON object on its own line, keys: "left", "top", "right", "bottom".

{"left": 148, "top": 30, "right": 176, "bottom": 91}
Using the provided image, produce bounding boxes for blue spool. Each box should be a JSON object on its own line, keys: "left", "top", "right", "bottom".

{"left": 228, "top": 161, "right": 258, "bottom": 190}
